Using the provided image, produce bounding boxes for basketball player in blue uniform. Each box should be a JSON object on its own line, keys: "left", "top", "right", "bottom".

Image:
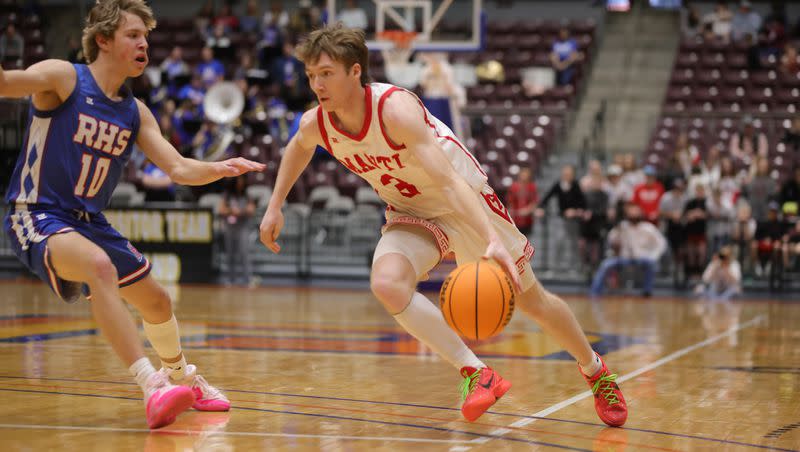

{"left": 0, "top": 0, "right": 265, "bottom": 429}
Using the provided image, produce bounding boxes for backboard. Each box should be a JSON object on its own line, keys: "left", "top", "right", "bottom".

{"left": 327, "top": 0, "right": 484, "bottom": 53}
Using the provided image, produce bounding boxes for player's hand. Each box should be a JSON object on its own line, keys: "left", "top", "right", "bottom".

{"left": 482, "top": 239, "right": 522, "bottom": 293}
{"left": 259, "top": 208, "right": 284, "bottom": 253}
{"left": 217, "top": 157, "right": 266, "bottom": 177}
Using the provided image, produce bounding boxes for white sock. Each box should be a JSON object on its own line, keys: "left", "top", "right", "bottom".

{"left": 580, "top": 352, "right": 602, "bottom": 377}
{"left": 129, "top": 357, "right": 157, "bottom": 397}
{"left": 142, "top": 314, "right": 188, "bottom": 380}
{"left": 394, "top": 292, "right": 485, "bottom": 370}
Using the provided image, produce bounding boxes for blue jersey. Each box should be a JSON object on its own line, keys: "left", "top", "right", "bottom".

{"left": 5, "top": 64, "right": 140, "bottom": 214}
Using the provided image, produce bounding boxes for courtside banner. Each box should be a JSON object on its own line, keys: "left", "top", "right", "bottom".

{"left": 104, "top": 206, "right": 214, "bottom": 283}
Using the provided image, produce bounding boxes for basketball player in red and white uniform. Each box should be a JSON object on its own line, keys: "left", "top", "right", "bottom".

{"left": 259, "top": 23, "right": 627, "bottom": 426}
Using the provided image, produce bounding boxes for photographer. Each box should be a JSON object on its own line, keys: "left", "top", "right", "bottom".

{"left": 695, "top": 246, "right": 742, "bottom": 302}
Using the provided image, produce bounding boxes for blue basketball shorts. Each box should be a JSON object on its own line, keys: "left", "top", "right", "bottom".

{"left": 3, "top": 204, "right": 151, "bottom": 302}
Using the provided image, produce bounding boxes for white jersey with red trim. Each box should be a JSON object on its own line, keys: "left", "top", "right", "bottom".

{"left": 317, "top": 83, "right": 488, "bottom": 219}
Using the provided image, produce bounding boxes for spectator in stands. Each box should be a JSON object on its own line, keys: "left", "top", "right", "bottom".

{"left": 172, "top": 98, "right": 203, "bottom": 147}
{"left": 0, "top": 23, "right": 24, "bottom": 63}
{"left": 782, "top": 116, "right": 800, "bottom": 154}
{"left": 660, "top": 153, "right": 687, "bottom": 192}
{"left": 731, "top": 202, "right": 756, "bottom": 268}
{"left": 703, "top": 1, "right": 733, "bottom": 42}
{"left": 700, "top": 145, "right": 722, "bottom": 186}
{"left": 580, "top": 167, "right": 610, "bottom": 275}
{"left": 675, "top": 132, "right": 697, "bottom": 176}
{"left": 219, "top": 175, "right": 256, "bottom": 286}
{"left": 744, "top": 157, "right": 777, "bottom": 221}
{"left": 338, "top": 0, "right": 368, "bottom": 30}
{"left": 290, "top": 0, "right": 324, "bottom": 37}
{"left": 778, "top": 167, "right": 800, "bottom": 219}
{"left": 213, "top": 3, "right": 239, "bottom": 32}
{"left": 745, "top": 30, "right": 765, "bottom": 70}
{"left": 695, "top": 245, "right": 741, "bottom": 302}
{"left": 259, "top": 5, "right": 286, "bottom": 69}
{"left": 782, "top": 220, "right": 800, "bottom": 269}
{"left": 731, "top": 0, "right": 762, "bottom": 42}
{"left": 632, "top": 165, "right": 665, "bottom": 223}
{"left": 781, "top": 43, "right": 799, "bottom": 75}
{"left": 191, "top": 120, "right": 221, "bottom": 161}
{"left": 751, "top": 201, "right": 787, "bottom": 276}
{"left": 195, "top": 0, "right": 215, "bottom": 38}
{"left": 763, "top": 16, "right": 787, "bottom": 56}
{"left": 730, "top": 115, "right": 768, "bottom": 162}
{"left": 590, "top": 203, "right": 666, "bottom": 298}
{"left": 549, "top": 27, "right": 582, "bottom": 87}
{"left": 271, "top": 41, "right": 309, "bottom": 109}
{"left": 159, "top": 113, "right": 183, "bottom": 152}
{"left": 419, "top": 52, "right": 466, "bottom": 137}
{"left": 139, "top": 158, "right": 177, "bottom": 203}
{"left": 605, "top": 164, "right": 628, "bottom": 222}
{"left": 506, "top": 167, "right": 538, "bottom": 237}
{"left": 207, "top": 23, "right": 233, "bottom": 56}
{"left": 178, "top": 73, "right": 206, "bottom": 107}
{"left": 196, "top": 47, "right": 225, "bottom": 89}
{"left": 239, "top": 0, "right": 261, "bottom": 35}
{"left": 234, "top": 51, "right": 256, "bottom": 81}
{"left": 707, "top": 186, "right": 735, "bottom": 253}
{"left": 580, "top": 159, "right": 610, "bottom": 194}
{"left": 621, "top": 153, "right": 644, "bottom": 191}
{"left": 263, "top": 1, "right": 290, "bottom": 31}
{"left": 684, "top": 183, "right": 709, "bottom": 279}
{"left": 659, "top": 178, "right": 687, "bottom": 280}
{"left": 718, "top": 157, "right": 742, "bottom": 205}
{"left": 160, "top": 46, "right": 190, "bottom": 97}
{"left": 536, "top": 165, "right": 587, "bottom": 269}
{"left": 66, "top": 35, "right": 85, "bottom": 64}
{"left": 681, "top": 3, "right": 703, "bottom": 37}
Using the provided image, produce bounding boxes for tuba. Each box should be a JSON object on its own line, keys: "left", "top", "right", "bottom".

{"left": 202, "top": 81, "right": 245, "bottom": 162}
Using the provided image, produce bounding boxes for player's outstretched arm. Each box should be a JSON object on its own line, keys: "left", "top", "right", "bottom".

{"left": 259, "top": 108, "right": 320, "bottom": 253}
{"left": 0, "top": 59, "right": 75, "bottom": 100}
{"left": 382, "top": 92, "right": 522, "bottom": 292}
{"left": 135, "top": 100, "right": 265, "bottom": 185}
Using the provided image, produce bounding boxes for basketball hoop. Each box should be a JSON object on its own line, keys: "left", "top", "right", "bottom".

{"left": 377, "top": 30, "right": 418, "bottom": 50}
{"left": 377, "top": 30, "right": 422, "bottom": 89}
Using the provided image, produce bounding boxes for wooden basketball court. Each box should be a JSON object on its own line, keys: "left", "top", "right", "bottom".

{"left": 0, "top": 279, "right": 797, "bottom": 451}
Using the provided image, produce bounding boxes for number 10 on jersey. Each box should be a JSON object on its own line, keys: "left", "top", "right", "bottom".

{"left": 74, "top": 153, "right": 111, "bottom": 198}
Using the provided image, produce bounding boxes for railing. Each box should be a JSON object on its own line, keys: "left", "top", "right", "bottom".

{"left": 0, "top": 202, "right": 795, "bottom": 291}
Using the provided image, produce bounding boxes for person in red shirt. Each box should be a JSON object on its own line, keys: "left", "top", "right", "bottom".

{"left": 632, "top": 165, "right": 665, "bottom": 223}
{"left": 506, "top": 167, "right": 539, "bottom": 236}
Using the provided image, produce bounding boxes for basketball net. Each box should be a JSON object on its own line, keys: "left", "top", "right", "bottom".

{"left": 378, "top": 30, "right": 423, "bottom": 89}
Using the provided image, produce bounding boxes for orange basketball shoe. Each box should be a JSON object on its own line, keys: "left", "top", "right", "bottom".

{"left": 580, "top": 353, "right": 628, "bottom": 427}
{"left": 459, "top": 367, "right": 512, "bottom": 422}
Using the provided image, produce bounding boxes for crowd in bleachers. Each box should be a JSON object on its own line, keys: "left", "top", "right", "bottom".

{"left": 634, "top": 0, "right": 800, "bottom": 289}
{"left": 0, "top": 1, "right": 46, "bottom": 68}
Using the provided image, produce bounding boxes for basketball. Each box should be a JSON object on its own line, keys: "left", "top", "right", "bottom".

{"left": 439, "top": 261, "right": 515, "bottom": 340}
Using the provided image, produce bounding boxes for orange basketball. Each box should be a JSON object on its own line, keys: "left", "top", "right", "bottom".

{"left": 439, "top": 261, "right": 515, "bottom": 340}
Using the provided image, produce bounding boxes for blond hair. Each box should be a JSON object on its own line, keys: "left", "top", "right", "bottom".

{"left": 296, "top": 23, "right": 370, "bottom": 86}
{"left": 82, "top": 0, "right": 156, "bottom": 63}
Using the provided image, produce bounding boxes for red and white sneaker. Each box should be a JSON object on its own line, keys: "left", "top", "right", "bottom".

{"left": 171, "top": 364, "right": 231, "bottom": 412}
{"left": 580, "top": 353, "right": 628, "bottom": 427}
{"left": 145, "top": 371, "right": 195, "bottom": 429}
{"left": 459, "top": 366, "right": 512, "bottom": 422}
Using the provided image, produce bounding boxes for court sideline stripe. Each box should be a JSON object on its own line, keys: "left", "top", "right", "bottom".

{"left": 467, "top": 315, "right": 768, "bottom": 451}
{"left": 0, "top": 423, "right": 475, "bottom": 445}
{"left": 0, "top": 388, "right": 589, "bottom": 451}
{"left": 0, "top": 380, "right": 678, "bottom": 452}
{"left": 0, "top": 370, "right": 794, "bottom": 451}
